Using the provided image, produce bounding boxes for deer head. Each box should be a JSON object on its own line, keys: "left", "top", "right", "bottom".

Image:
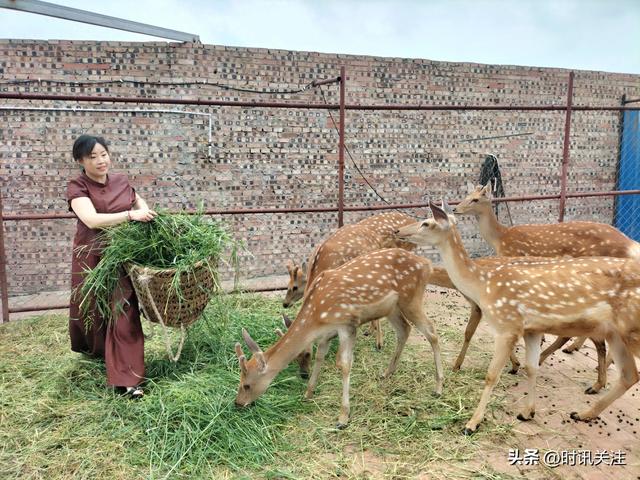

{"left": 395, "top": 202, "right": 453, "bottom": 247}
{"left": 283, "top": 260, "right": 307, "bottom": 308}
{"left": 235, "top": 329, "right": 272, "bottom": 407}
{"left": 453, "top": 183, "right": 492, "bottom": 215}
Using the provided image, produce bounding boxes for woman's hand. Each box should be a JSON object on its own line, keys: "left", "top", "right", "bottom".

{"left": 130, "top": 208, "right": 158, "bottom": 223}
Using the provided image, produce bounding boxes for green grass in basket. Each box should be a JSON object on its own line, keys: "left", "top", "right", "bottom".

{"left": 78, "top": 210, "right": 241, "bottom": 328}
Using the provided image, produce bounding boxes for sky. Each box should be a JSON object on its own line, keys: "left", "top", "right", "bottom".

{"left": 1, "top": 0, "right": 639, "bottom": 74}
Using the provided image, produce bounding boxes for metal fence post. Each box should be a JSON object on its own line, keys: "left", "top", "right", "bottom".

{"left": 0, "top": 189, "right": 9, "bottom": 323}
{"left": 338, "top": 66, "right": 346, "bottom": 227}
{"left": 558, "top": 71, "right": 575, "bottom": 222}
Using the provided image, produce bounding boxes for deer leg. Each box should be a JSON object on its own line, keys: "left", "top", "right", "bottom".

{"left": 539, "top": 336, "right": 571, "bottom": 365}
{"left": 570, "top": 333, "right": 638, "bottom": 421}
{"left": 563, "top": 336, "right": 587, "bottom": 354}
{"left": 585, "top": 339, "right": 607, "bottom": 394}
{"left": 304, "top": 336, "right": 332, "bottom": 400}
{"left": 298, "top": 344, "right": 313, "bottom": 379}
{"left": 381, "top": 311, "right": 411, "bottom": 379}
{"left": 336, "top": 327, "right": 357, "bottom": 429}
{"left": 402, "top": 303, "right": 444, "bottom": 396}
{"left": 507, "top": 347, "right": 521, "bottom": 375}
{"left": 464, "top": 332, "right": 519, "bottom": 435}
{"left": 605, "top": 352, "right": 614, "bottom": 368}
{"left": 517, "top": 332, "right": 543, "bottom": 421}
{"left": 372, "top": 319, "right": 384, "bottom": 350}
{"left": 453, "top": 303, "right": 481, "bottom": 371}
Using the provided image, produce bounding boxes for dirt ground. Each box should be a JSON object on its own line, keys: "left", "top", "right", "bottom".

{"left": 406, "top": 286, "right": 640, "bottom": 480}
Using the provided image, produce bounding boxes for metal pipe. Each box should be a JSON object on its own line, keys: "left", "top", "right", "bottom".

{"left": 558, "top": 71, "right": 575, "bottom": 222}
{"left": 0, "top": 189, "right": 9, "bottom": 323}
{"left": 311, "top": 77, "right": 341, "bottom": 87}
{"left": 0, "top": 92, "right": 338, "bottom": 109}
{"left": 0, "top": 0, "right": 200, "bottom": 42}
{"left": 338, "top": 66, "right": 346, "bottom": 227}
{"left": 9, "top": 303, "right": 70, "bottom": 313}
{"left": 5, "top": 189, "right": 640, "bottom": 222}
{"left": 8, "top": 286, "right": 287, "bottom": 314}
{"left": 2, "top": 92, "right": 639, "bottom": 111}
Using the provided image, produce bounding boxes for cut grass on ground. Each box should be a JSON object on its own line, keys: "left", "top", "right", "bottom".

{"left": 0, "top": 293, "right": 519, "bottom": 479}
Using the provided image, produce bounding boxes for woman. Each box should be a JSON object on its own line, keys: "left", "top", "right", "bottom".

{"left": 66, "top": 135, "right": 157, "bottom": 398}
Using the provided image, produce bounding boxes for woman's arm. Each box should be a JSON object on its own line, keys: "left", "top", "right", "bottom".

{"left": 133, "top": 193, "right": 150, "bottom": 210}
{"left": 70, "top": 196, "right": 156, "bottom": 229}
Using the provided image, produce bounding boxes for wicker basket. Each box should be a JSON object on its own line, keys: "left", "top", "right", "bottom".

{"left": 125, "top": 259, "right": 217, "bottom": 361}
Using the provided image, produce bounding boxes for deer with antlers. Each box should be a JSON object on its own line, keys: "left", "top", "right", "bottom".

{"left": 395, "top": 202, "right": 640, "bottom": 434}
{"left": 236, "top": 248, "right": 443, "bottom": 428}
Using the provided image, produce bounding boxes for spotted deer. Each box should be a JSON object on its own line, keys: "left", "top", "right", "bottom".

{"left": 396, "top": 202, "right": 640, "bottom": 434}
{"left": 283, "top": 211, "right": 417, "bottom": 350}
{"left": 455, "top": 183, "right": 640, "bottom": 365}
{"left": 236, "top": 248, "right": 443, "bottom": 428}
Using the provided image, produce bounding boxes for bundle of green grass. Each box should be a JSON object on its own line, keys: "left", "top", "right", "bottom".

{"left": 78, "top": 211, "right": 240, "bottom": 328}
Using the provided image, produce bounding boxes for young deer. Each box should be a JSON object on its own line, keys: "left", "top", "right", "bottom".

{"left": 236, "top": 248, "right": 443, "bottom": 428}
{"left": 283, "top": 211, "right": 417, "bottom": 350}
{"left": 455, "top": 183, "right": 640, "bottom": 363}
{"left": 396, "top": 202, "right": 640, "bottom": 435}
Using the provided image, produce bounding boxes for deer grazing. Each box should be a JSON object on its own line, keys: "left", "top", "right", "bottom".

{"left": 236, "top": 248, "right": 443, "bottom": 428}
{"left": 283, "top": 211, "right": 417, "bottom": 350}
{"left": 396, "top": 202, "right": 640, "bottom": 435}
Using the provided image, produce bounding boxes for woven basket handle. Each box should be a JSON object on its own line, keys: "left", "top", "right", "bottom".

{"left": 138, "top": 274, "right": 186, "bottom": 362}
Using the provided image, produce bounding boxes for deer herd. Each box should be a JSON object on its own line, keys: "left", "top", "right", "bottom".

{"left": 235, "top": 183, "right": 640, "bottom": 435}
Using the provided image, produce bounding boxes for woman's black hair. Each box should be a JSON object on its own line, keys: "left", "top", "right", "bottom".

{"left": 72, "top": 135, "right": 109, "bottom": 161}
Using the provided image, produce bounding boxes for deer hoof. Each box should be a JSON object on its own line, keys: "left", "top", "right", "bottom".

{"left": 517, "top": 412, "right": 535, "bottom": 421}
{"left": 562, "top": 348, "right": 574, "bottom": 354}
{"left": 569, "top": 411, "right": 581, "bottom": 421}
{"left": 584, "top": 386, "right": 599, "bottom": 395}
{"left": 335, "top": 422, "right": 348, "bottom": 430}
{"left": 462, "top": 427, "right": 476, "bottom": 436}
{"left": 508, "top": 367, "right": 519, "bottom": 375}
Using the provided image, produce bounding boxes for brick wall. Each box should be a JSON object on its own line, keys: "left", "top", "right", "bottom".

{"left": 1, "top": 40, "right": 639, "bottom": 295}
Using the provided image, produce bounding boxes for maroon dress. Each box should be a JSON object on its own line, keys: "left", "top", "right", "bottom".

{"left": 67, "top": 171, "right": 145, "bottom": 387}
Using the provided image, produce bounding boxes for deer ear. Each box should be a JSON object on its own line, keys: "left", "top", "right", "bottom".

{"left": 481, "top": 183, "right": 493, "bottom": 198}
{"left": 429, "top": 201, "right": 450, "bottom": 227}
{"left": 235, "top": 343, "right": 248, "bottom": 374}
{"left": 242, "top": 328, "right": 262, "bottom": 353}
{"left": 299, "top": 260, "right": 307, "bottom": 277}
{"left": 282, "top": 313, "right": 292, "bottom": 329}
{"left": 255, "top": 352, "right": 267, "bottom": 373}
{"left": 466, "top": 181, "right": 476, "bottom": 193}
{"left": 286, "top": 260, "right": 294, "bottom": 273}
{"left": 440, "top": 197, "right": 453, "bottom": 214}
{"left": 440, "top": 197, "right": 458, "bottom": 224}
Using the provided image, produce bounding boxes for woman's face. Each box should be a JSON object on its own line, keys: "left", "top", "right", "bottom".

{"left": 79, "top": 142, "right": 111, "bottom": 181}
